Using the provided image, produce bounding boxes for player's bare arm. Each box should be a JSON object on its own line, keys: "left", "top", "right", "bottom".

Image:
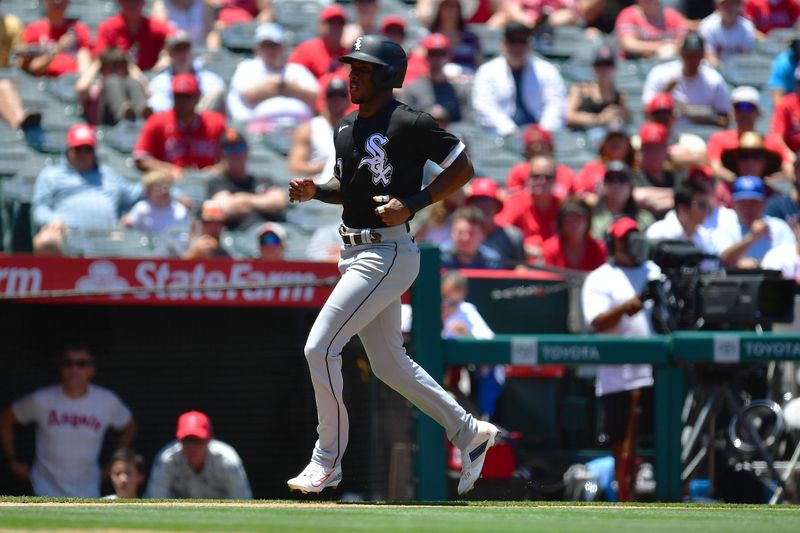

{"left": 373, "top": 151, "right": 474, "bottom": 226}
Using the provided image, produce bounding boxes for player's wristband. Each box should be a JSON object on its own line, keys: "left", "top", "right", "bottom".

{"left": 402, "top": 189, "right": 433, "bottom": 215}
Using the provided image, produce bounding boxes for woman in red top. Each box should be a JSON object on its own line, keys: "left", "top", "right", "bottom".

{"left": 540, "top": 198, "right": 607, "bottom": 271}
{"left": 574, "top": 125, "right": 636, "bottom": 206}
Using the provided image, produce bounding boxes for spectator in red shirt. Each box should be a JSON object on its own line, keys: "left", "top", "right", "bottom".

{"left": 634, "top": 121, "right": 677, "bottom": 217}
{"left": 18, "top": 0, "right": 92, "bottom": 78}
{"left": 505, "top": 125, "right": 575, "bottom": 198}
{"left": 771, "top": 66, "right": 800, "bottom": 155}
{"left": 95, "top": 0, "right": 173, "bottom": 71}
{"left": 465, "top": 177, "right": 526, "bottom": 267}
{"left": 134, "top": 72, "right": 226, "bottom": 180}
{"left": 287, "top": 4, "right": 348, "bottom": 80}
{"left": 541, "top": 198, "right": 607, "bottom": 271}
{"left": 615, "top": 0, "right": 687, "bottom": 59}
{"left": 744, "top": 0, "right": 799, "bottom": 35}
{"left": 496, "top": 154, "right": 562, "bottom": 261}
{"left": 711, "top": 86, "right": 792, "bottom": 185}
{"left": 574, "top": 124, "right": 636, "bottom": 206}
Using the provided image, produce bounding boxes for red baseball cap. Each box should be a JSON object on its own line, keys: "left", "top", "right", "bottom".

{"left": 176, "top": 410, "right": 212, "bottom": 440}
{"left": 522, "top": 124, "right": 553, "bottom": 151}
{"left": 608, "top": 216, "right": 639, "bottom": 240}
{"left": 380, "top": 15, "right": 407, "bottom": 34}
{"left": 466, "top": 177, "right": 502, "bottom": 208}
{"left": 646, "top": 92, "right": 674, "bottom": 114}
{"left": 639, "top": 122, "right": 668, "bottom": 145}
{"left": 172, "top": 72, "right": 200, "bottom": 95}
{"left": 66, "top": 123, "right": 96, "bottom": 148}
{"left": 687, "top": 164, "right": 714, "bottom": 181}
{"left": 320, "top": 4, "right": 347, "bottom": 22}
{"left": 421, "top": 32, "right": 451, "bottom": 51}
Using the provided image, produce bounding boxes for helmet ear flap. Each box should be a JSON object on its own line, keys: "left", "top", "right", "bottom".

{"left": 373, "top": 65, "right": 396, "bottom": 89}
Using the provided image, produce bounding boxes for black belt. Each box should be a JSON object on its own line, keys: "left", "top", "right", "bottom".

{"left": 339, "top": 223, "right": 410, "bottom": 245}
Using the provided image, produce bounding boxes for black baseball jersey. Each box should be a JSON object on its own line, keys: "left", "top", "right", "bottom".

{"left": 332, "top": 100, "right": 464, "bottom": 228}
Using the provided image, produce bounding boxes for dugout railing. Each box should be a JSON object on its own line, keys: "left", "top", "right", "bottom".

{"left": 412, "top": 245, "right": 800, "bottom": 502}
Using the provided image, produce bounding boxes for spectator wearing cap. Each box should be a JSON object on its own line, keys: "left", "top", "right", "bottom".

{"left": 487, "top": 0, "right": 582, "bottom": 31}
{"left": 541, "top": 197, "right": 607, "bottom": 271}
{"left": 590, "top": 161, "right": 655, "bottom": 238}
{"left": 227, "top": 22, "right": 319, "bottom": 131}
{"left": 147, "top": 30, "right": 227, "bottom": 114}
{"left": 573, "top": 124, "right": 636, "bottom": 206}
{"left": 257, "top": 221, "right": 286, "bottom": 261}
{"left": 401, "top": 33, "right": 463, "bottom": 123}
{"left": 95, "top": 0, "right": 174, "bottom": 72}
{"left": 214, "top": 0, "right": 274, "bottom": 28}
{"left": 769, "top": 39, "right": 800, "bottom": 108}
{"left": 134, "top": 72, "right": 227, "bottom": 180}
{"left": 32, "top": 123, "right": 143, "bottom": 255}
{"left": 157, "top": 199, "right": 230, "bottom": 259}
{"left": 615, "top": 0, "right": 687, "bottom": 60}
{"left": 496, "top": 154, "right": 561, "bottom": 260}
{"left": 744, "top": 0, "right": 799, "bottom": 35}
{"left": 18, "top": 0, "right": 92, "bottom": 78}
{"left": 643, "top": 91, "right": 708, "bottom": 170}
{"left": 425, "top": 0, "right": 482, "bottom": 73}
{"left": 642, "top": 31, "right": 731, "bottom": 131}
{"left": 709, "top": 86, "right": 792, "bottom": 184}
{"left": 380, "top": 14, "right": 407, "bottom": 46}
{"left": 207, "top": 128, "right": 287, "bottom": 231}
{"left": 287, "top": 5, "right": 349, "bottom": 80}
{"left": 505, "top": 125, "right": 576, "bottom": 198}
{"left": 343, "top": 0, "right": 382, "bottom": 49}
{"left": 720, "top": 131, "right": 784, "bottom": 189}
{"left": 144, "top": 410, "right": 252, "bottom": 499}
{"left": 150, "top": 0, "right": 215, "bottom": 50}
{"left": 713, "top": 176, "right": 796, "bottom": 267}
{"left": 289, "top": 77, "right": 351, "bottom": 184}
{"left": 566, "top": 46, "right": 630, "bottom": 131}
{"left": 698, "top": 0, "right": 756, "bottom": 67}
{"left": 122, "top": 170, "right": 189, "bottom": 236}
{"left": 440, "top": 206, "right": 505, "bottom": 269}
{"left": 645, "top": 179, "right": 719, "bottom": 254}
{"left": 581, "top": 215, "right": 659, "bottom": 502}
{"left": 771, "top": 66, "right": 800, "bottom": 155}
{"left": 466, "top": 177, "right": 525, "bottom": 266}
{"left": 471, "top": 21, "right": 566, "bottom": 136}
{"left": 633, "top": 121, "right": 677, "bottom": 216}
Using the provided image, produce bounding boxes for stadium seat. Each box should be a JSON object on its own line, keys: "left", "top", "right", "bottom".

{"left": 63, "top": 227, "right": 154, "bottom": 258}
{"left": 720, "top": 53, "right": 772, "bottom": 88}
{"left": 103, "top": 119, "right": 146, "bottom": 154}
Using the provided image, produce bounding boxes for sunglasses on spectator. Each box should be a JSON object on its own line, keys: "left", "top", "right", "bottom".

{"left": 62, "top": 359, "right": 93, "bottom": 368}
{"left": 260, "top": 233, "right": 282, "bottom": 246}
{"left": 72, "top": 145, "right": 94, "bottom": 153}
{"left": 734, "top": 102, "right": 757, "bottom": 113}
{"left": 530, "top": 172, "right": 556, "bottom": 181}
{"left": 327, "top": 91, "right": 349, "bottom": 99}
{"left": 593, "top": 61, "right": 615, "bottom": 68}
{"left": 739, "top": 151, "right": 764, "bottom": 160}
{"left": 223, "top": 143, "right": 247, "bottom": 154}
{"left": 506, "top": 37, "right": 529, "bottom": 45}
{"left": 691, "top": 200, "right": 712, "bottom": 210}
{"left": 604, "top": 173, "right": 630, "bottom": 184}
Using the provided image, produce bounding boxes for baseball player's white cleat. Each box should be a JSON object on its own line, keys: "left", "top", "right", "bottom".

{"left": 457, "top": 420, "right": 499, "bottom": 496}
{"left": 287, "top": 462, "right": 342, "bottom": 494}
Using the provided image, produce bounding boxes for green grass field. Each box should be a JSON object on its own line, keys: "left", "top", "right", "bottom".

{"left": 0, "top": 499, "right": 799, "bottom": 533}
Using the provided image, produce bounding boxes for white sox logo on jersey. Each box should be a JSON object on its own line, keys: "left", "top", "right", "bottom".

{"left": 359, "top": 134, "right": 392, "bottom": 186}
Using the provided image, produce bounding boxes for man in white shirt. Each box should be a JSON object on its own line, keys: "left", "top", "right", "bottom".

{"left": 646, "top": 179, "right": 719, "bottom": 254}
{"left": 698, "top": 0, "right": 756, "bottom": 67}
{"left": 0, "top": 344, "right": 136, "bottom": 497}
{"left": 148, "top": 31, "right": 227, "bottom": 114}
{"left": 471, "top": 22, "right": 566, "bottom": 137}
{"left": 642, "top": 31, "right": 730, "bottom": 133}
{"left": 226, "top": 23, "right": 319, "bottom": 131}
{"left": 144, "top": 410, "right": 252, "bottom": 499}
{"left": 582, "top": 216, "right": 660, "bottom": 502}
{"left": 713, "top": 176, "right": 797, "bottom": 267}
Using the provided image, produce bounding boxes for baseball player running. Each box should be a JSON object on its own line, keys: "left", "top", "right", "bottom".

{"left": 288, "top": 35, "right": 498, "bottom": 496}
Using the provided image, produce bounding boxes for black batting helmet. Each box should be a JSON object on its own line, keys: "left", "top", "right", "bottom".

{"left": 339, "top": 35, "right": 407, "bottom": 89}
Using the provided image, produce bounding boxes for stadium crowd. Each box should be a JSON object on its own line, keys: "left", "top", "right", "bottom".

{"left": 2, "top": 0, "right": 800, "bottom": 502}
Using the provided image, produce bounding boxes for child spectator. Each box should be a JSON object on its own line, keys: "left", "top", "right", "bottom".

{"left": 122, "top": 170, "right": 189, "bottom": 235}
{"left": 105, "top": 448, "right": 146, "bottom": 499}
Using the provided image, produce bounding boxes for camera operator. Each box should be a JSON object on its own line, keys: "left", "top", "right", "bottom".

{"left": 712, "top": 176, "right": 796, "bottom": 268}
{"left": 581, "top": 216, "right": 660, "bottom": 502}
{"left": 645, "top": 179, "right": 718, "bottom": 254}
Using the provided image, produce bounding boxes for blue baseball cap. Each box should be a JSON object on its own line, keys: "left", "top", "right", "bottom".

{"left": 732, "top": 176, "right": 765, "bottom": 201}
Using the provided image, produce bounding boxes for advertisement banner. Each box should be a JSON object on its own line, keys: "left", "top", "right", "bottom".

{"left": 0, "top": 254, "right": 340, "bottom": 308}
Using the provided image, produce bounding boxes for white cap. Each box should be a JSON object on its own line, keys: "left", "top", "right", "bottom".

{"left": 255, "top": 23, "right": 285, "bottom": 45}
{"left": 731, "top": 86, "right": 759, "bottom": 107}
